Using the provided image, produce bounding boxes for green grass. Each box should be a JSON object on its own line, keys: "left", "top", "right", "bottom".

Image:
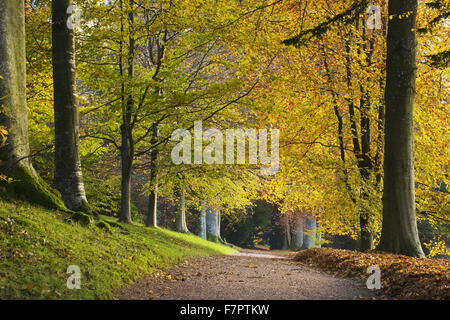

{"left": 0, "top": 200, "right": 236, "bottom": 300}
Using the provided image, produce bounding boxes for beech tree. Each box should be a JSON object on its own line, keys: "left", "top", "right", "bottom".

{"left": 175, "top": 186, "right": 189, "bottom": 233}
{"left": 206, "top": 206, "right": 221, "bottom": 242}
{"left": 198, "top": 203, "right": 207, "bottom": 240}
{"left": 0, "top": 1, "right": 64, "bottom": 210}
{"left": 52, "top": 0, "right": 89, "bottom": 211}
{"left": 378, "top": 0, "right": 425, "bottom": 257}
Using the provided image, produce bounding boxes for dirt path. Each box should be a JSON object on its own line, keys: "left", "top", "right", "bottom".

{"left": 116, "top": 251, "right": 376, "bottom": 300}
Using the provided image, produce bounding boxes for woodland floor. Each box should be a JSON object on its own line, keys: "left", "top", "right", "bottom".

{"left": 294, "top": 248, "right": 450, "bottom": 300}
{"left": 116, "top": 250, "right": 377, "bottom": 300}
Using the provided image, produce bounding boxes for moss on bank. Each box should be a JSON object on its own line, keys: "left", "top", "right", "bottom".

{"left": 0, "top": 200, "right": 236, "bottom": 300}
{"left": 0, "top": 167, "right": 99, "bottom": 227}
{"left": 0, "top": 166, "right": 66, "bottom": 211}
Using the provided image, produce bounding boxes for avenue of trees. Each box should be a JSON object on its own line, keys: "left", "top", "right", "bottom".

{"left": 0, "top": 0, "right": 448, "bottom": 257}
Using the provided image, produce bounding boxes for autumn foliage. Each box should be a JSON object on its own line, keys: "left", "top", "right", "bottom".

{"left": 294, "top": 248, "right": 450, "bottom": 300}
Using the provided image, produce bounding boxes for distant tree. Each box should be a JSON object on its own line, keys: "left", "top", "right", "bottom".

{"left": 198, "top": 203, "right": 207, "bottom": 240}
{"left": 175, "top": 186, "right": 189, "bottom": 233}
{"left": 206, "top": 206, "right": 221, "bottom": 242}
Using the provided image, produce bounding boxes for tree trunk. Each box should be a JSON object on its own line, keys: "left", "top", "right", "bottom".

{"left": 0, "top": 1, "right": 64, "bottom": 210}
{"left": 325, "top": 46, "right": 374, "bottom": 250}
{"left": 118, "top": 2, "right": 134, "bottom": 224}
{"left": 345, "top": 36, "right": 376, "bottom": 252}
{"left": 293, "top": 216, "right": 304, "bottom": 250}
{"left": 176, "top": 187, "right": 189, "bottom": 233}
{"left": 378, "top": 0, "right": 425, "bottom": 258}
{"left": 217, "top": 210, "right": 221, "bottom": 239}
{"left": 316, "top": 221, "right": 322, "bottom": 248}
{"left": 119, "top": 125, "right": 133, "bottom": 223}
{"left": 282, "top": 216, "right": 291, "bottom": 250}
{"left": 206, "top": 206, "right": 221, "bottom": 242}
{"left": 145, "top": 125, "right": 159, "bottom": 227}
{"left": 360, "top": 170, "right": 374, "bottom": 251}
{"left": 199, "top": 203, "right": 207, "bottom": 240}
{"left": 359, "top": 89, "right": 374, "bottom": 251}
{"left": 360, "top": 209, "right": 374, "bottom": 251}
{"left": 303, "top": 217, "right": 317, "bottom": 249}
{"left": 146, "top": 190, "right": 158, "bottom": 227}
{"left": 51, "top": 0, "right": 88, "bottom": 211}
{"left": 269, "top": 204, "right": 285, "bottom": 250}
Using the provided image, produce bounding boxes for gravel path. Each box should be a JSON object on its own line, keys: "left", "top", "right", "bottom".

{"left": 116, "top": 251, "right": 376, "bottom": 300}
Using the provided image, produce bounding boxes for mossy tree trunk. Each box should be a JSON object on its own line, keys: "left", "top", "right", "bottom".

{"left": 0, "top": 1, "right": 65, "bottom": 210}
{"left": 378, "top": 0, "right": 425, "bottom": 258}
{"left": 52, "top": 0, "right": 89, "bottom": 212}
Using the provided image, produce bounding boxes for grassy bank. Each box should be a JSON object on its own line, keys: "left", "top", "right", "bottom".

{"left": 0, "top": 200, "right": 236, "bottom": 300}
